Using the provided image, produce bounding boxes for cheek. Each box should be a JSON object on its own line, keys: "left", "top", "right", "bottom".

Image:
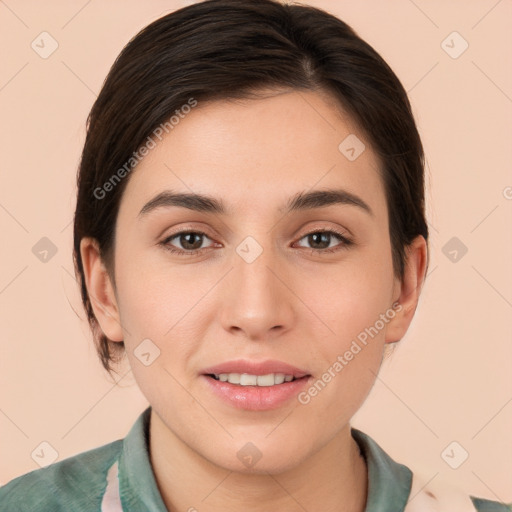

{"left": 294, "top": 281, "right": 391, "bottom": 431}
{"left": 299, "top": 274, "right": 390, "bottom": 395}
{"left": 113, "top": 239, "right": 201, "bottom": 332}
{"left": 115, "top": 273, "right": 171, "bottom": 339}
{"left": 295, "top": 241, "right": 395, "bottom": 401}
{"left": 113, "top": 255, "right": 213, "bottom": 367}
{"left": 112, "top": 264, "right": 203, "bottom": 410}
{"left": 304, "top": 249, "right": 394, "bottom": 344}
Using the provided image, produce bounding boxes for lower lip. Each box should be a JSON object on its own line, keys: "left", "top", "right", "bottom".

{"left": 201, "top": 374, "right": 312, "bottom": 411}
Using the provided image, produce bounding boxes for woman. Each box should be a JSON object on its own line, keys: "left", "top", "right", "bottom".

{"left": 1, "top": 0, "right": 509, "bottom": 510}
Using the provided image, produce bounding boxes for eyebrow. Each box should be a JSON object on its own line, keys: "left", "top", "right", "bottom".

{"left": 138, "top": 188, "right": 373, "bottom": 218}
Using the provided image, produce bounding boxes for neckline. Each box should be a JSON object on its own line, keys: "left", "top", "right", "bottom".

{"left": 118, "top": 407, "right": 412, "bottom": 512}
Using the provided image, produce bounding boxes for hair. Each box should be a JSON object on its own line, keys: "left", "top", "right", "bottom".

{"left": 73, "top": 0, "right": 429, "bottom": 374}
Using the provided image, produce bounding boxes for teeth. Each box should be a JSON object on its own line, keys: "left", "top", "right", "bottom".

{"left": 274, "top": 374, "right": 286, "bottom": 385}
{"left": 240, "top": 374, "right": 257, "bottom": 385}
{"left": 212, "top": 373, "right": 297, "bottom": 386}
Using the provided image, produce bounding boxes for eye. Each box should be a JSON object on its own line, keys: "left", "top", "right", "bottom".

{"left": 295, "top": 229, "right": 353, "bottom": 254}
{"left": 160, "top": 230, "right": 215, "bottom": 256}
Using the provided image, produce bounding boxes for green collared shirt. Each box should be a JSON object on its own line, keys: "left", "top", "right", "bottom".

{"left": 0, "top": 406, "right": 510, "bottom": 511}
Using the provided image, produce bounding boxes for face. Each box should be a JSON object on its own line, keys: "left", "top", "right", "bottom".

{"left": 85, "top": 88, "right": 422, "bottom": 474}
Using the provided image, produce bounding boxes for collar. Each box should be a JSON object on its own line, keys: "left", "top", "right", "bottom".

{"left": 117, "top": 407, "right": 168, "bottom": 511}
{"left": 351, "top": 428, "right": 412, "bottom": 511}
{"left": 116, "top": 407, "right": 412, "bottom": 511}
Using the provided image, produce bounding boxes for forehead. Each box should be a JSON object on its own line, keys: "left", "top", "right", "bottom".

{"left": 119, "top": 89, "right": 386, "bottom": 219}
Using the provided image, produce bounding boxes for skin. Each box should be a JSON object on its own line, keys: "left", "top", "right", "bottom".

{"left": 81, "top": 88, "right": 427, "bottom": 512}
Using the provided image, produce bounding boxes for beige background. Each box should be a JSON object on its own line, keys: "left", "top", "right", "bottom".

{"left": 0, "top": 0, "right": 511, "bottom": 503}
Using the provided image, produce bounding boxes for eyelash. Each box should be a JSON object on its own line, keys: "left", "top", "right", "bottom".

{"left": 159, "top": 228, "right": 353, "bottom": 256}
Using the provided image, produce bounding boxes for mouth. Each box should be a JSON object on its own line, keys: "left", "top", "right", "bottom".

{"left": 201, "top": 372, "right": 312, "bottom": 410}
{"left": 200, "top": 360, "right": 313, "bottom": 411}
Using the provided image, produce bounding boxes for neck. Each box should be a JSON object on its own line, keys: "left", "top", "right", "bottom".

{"left": 149, "top": 410, "right": 368, "bottom": 512}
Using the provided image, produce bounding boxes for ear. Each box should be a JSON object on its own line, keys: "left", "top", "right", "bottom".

{"left": 79, "top": 237, "right": 124, "bottom": 342}
{"left": 385, "top": 235, "right": 428, "bottom": 344}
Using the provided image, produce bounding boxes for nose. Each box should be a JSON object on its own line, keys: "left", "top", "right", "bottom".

{"left": 219, "top": 241, "right": 295, "bottom": 342}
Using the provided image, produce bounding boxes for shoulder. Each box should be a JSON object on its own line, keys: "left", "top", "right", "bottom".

{"left": 406, "top": 470, "right": 512, "bottom": 512}
{"left": 471, "top": 497, "right": 512, "bottom": 512}
{"left": 350, "top": 428, "right": 511, "bottom": 512}
{"left": 0, "top": 439, "right": 123, "bottom": 512}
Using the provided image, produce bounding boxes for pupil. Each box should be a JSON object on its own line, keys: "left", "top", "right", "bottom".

{"left": 310, "top": 232, "right": 329, "bottom": 249}
{"left": 181, "top": 233, "right": 202, "bottom": 250}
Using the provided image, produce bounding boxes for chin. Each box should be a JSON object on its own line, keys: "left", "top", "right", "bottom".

{"left": 207, "top": 439, "right": 308, "bottom": 476}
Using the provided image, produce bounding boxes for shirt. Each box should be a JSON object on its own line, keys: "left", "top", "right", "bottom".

{"left": 0, "top": 406, "right": 510, "bottom": 511}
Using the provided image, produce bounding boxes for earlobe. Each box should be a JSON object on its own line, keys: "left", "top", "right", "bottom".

{"left": 385, "top": 235, "right": 428, "bottom": 344}
{"left": 79, "top": 237, "right": 124, "bottom": 342}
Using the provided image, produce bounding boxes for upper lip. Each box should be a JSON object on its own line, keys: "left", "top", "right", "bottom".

{"left": 201, "top": 359, "right": 310, "bottom": 378}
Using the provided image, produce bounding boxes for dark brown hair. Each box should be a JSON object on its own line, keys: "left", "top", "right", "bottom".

{"left": 73, "top": 0, "right": 429, "bottom": 374}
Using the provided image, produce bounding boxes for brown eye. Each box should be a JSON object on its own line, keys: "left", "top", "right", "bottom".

{"left": 296, "top": 229, "right": 353, "bottom": 254}
{"left": 161, "top": 231, "right": 213, "bottom": 255}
